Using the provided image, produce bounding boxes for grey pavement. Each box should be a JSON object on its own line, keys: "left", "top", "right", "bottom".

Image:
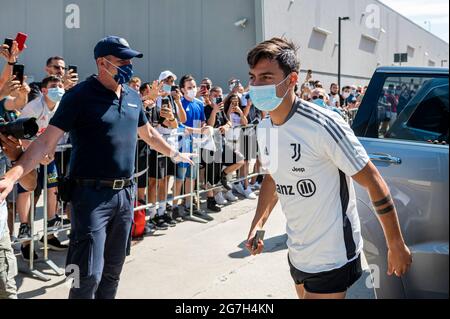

{"left": 14, "top": 195, "right": 375, "bottom": 299}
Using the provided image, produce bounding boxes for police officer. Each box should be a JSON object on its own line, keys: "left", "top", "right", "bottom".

{"left": 0, "top": 36, "right": 194, "bottom": 299}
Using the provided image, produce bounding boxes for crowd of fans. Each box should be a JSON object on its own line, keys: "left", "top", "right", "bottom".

{"left": 0, "top": 39, "right": 270, "bottom": 266}
{"left": 297, "top": 69, "right": 367, "bottom": 123}
{"left": 0, "top": 38, "right": 370, "bottom": 287}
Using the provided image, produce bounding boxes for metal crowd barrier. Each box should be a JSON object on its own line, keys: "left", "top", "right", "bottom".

{"left": 9, "top": 124, "right": 264, "bottom": 281}
{"left": 13, "top": 144, "right": 72, "bottom": 281}
{"left": 133, "top": 124, "right": 263, "bottom": 223}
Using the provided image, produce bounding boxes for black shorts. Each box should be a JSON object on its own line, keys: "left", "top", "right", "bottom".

{"left": 238, "top": 128, "right": 257, "bottom": 161}
{"left": 148, "top": 149, "right": 168, "bottom": 180}
{"left": 288, "top": 254, "right": 363, "bottom": 294}
{"left": 203, "top": 143, "right": 245, "bottom": 185}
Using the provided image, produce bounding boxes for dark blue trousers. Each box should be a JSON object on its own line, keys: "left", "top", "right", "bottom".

{"left": 66, "top": 185, "right": 134, "bottom": 299}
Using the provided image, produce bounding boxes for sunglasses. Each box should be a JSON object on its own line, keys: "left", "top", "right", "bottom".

{"left": 312, "top": 96, "right": 324, "bottom": 100}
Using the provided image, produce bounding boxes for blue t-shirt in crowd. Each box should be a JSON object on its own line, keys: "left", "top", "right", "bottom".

{"left": 49, "top": 76, "right": 148, "bottom": 179}
{"left": 181, "top": 97, "right": 206, "bottom": 128}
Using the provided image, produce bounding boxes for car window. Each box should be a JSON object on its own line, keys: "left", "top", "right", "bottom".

{"left": 408, "top": 85, "right": 449, "bottom": 136}
{"left": 375, "top": 76, "right": 432, "bottom": 138}
{"left": 385, "top": 78, "right": 449, "bottom": 144}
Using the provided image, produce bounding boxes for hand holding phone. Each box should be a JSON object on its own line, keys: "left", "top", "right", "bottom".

{"left": 3, "top": 38, "right": 13, "bottom": 54}
{"left": 68, "top": 65, "right": 78, "bottom": 75}
{"left": 12, "top": 64, "right": 25, "bottom": 84}
{"left": 252, "top": 230, "right": 265, "bottom": 251}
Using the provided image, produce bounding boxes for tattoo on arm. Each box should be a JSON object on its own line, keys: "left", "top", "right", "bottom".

{"left": 373, "top": 194, "right": 392, "bottom": 207}
{"left": 372, "top": 194, "right": 395, "bottom": 215}
{"left": 376, "top": 204, "right": 395, "bottom": 215}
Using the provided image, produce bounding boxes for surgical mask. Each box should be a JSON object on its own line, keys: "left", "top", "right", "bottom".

{"left": 343, "top": 92, "right": 350, "bottom": 99}
{"left": 47, "top": 87, "right": 65, "bottom": 103}
{"left": 351, "top": 90, "right": 357, "bottom": 95}
{"left": 163, "top": 84, "right": 172, "bottom": 94}
{"left": 313, "top": 98, "right": 327, "bottom": 109}
{"left": 104, "top": 59, "right": 134, "bottom": 85}
{"left": 187, "top": 88, "right": 197, "bottom": 100}
{"left": 249, "top": 75, "right": 291, "bottom": 112}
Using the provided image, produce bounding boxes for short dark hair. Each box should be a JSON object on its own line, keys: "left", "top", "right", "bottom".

{"left": 342, "top": 86, "right": 351, "bottom": 92}
{"left": 210, "top": 86, "right": 222, "bottom": 94}
{"left": 46, "top": 56, "right": 65, "bottom": 66}
{"left": 201, "top": 77, "right": 212, "bottom": 86}
{"left": 41, "top": 75, "right": 63, "bottom": 88}
{"left": 179, "top": 74, "right": 195, "bottom": 89}
{"left": 247, "top": 37, "right": 300, "bottom": 76}
{"left": 139, "top": 82, "right": 150, "bottom": 95}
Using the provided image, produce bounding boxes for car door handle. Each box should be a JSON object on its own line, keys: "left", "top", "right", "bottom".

{"left": 369, "top": 153, "right": 402, "bottom": 165}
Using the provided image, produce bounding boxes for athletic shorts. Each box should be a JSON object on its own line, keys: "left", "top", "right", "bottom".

{"left": 148, "top": 149, "right": 167, "bottom": 180}
{"left": 203, "top": 144, "right": 244, "bottom": 185}
{"left": 17, "top": 161, "right": 58, "bottom": 194}
{"left": 288, "top": 254, "right": 363, "bottom": 294}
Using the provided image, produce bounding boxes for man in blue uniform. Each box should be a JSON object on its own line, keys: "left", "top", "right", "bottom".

{"left": 0, "top": 36, "right": 194, "bottom": 299}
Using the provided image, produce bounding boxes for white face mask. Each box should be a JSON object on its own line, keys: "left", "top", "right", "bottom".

{"left": 186, "top": 88, "right": 197, "bottom": 100}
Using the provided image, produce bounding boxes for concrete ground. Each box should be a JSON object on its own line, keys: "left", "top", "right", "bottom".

{"left": 13, "top": 193, "right": 375, "bottom": 299}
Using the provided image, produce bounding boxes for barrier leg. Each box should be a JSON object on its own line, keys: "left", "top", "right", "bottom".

{"left": 38, "top": 164, "right": 64, "bottom": 276}
{"left": 182, "top": 143, "right": 207, "bottom": 224}
{"left": 19, "top": 191, "right": 51, "bottom": 281}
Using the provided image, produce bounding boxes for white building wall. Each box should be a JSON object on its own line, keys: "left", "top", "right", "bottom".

{"left": 261, "top": 0, "right": 449, "bottom": 88}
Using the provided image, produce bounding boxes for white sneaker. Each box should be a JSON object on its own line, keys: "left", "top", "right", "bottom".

{"left": 224, "top": 190, "right": 238, "bottom": 202}
{"left": 233, "top": 183, "right": 246, "bottom": 196}
{"left": 244, "top": 187, "right": 257, "bottom": 200}
{"left": 215, "top": 192, "right": 228, "bottom": 205}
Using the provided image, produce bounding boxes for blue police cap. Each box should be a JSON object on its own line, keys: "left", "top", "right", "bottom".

{"left": 94, "top": 36, "right": 143, "bottom": 60}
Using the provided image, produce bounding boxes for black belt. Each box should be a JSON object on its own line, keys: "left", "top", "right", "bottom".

{"left": 74, "top": 178, "right": 133, "bottom": 190}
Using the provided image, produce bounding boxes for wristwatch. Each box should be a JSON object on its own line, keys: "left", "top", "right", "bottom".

{"left": 171, "top": 150, "right": 180, "bottom": 159}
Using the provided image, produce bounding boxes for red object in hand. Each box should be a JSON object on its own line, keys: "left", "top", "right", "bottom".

{"left": 15, "top": 32, "right": 28, "bottom": 51}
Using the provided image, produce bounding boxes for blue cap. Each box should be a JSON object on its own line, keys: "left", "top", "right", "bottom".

{"left": 94, "top": 36, "right": 143, "bottom": 60}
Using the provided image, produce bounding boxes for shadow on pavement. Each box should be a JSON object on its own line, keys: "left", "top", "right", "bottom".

{"left": 228, "top": 233, "right": 288, "bottom": 259}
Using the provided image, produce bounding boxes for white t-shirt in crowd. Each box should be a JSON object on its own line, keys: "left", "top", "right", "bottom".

{"left": 257, "top": 98, "right": 369, "bottom": 273}
{"left": 19, "top": 96, "right": 59, "bottom": 136}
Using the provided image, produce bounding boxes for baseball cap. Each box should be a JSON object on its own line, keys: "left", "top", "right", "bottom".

{"left": 158, "top": 70, "right": 177, "bottom": 82}
{"left": 94, "top": 36, "right": 143, "bottom": 60}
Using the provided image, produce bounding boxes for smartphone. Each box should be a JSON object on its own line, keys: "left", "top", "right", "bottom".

{"left": 68, "top": 65, "right": 78, "bottom": 74}
{"left": 158, "top": 99, "right": 170, "bottom": 124}
{"left": 215, "top": 97, "right": 223, "bottom": 104}
{"left": 4, "top": 38, "right": 13, "bottom": 53}
{"left": 12, "top": 64, "right": 25, "bottom": 84}
{"left": 161, "top": 98, "right": 170, "bottom": 109}
{"left": 252, "top": 230, "right": 265, "bottom": 250}
{"left": 15, "top": 32, "right": 28, "bottom": 51}
{"left": 171, "top": 85, "right": 179, "bottom": 92}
